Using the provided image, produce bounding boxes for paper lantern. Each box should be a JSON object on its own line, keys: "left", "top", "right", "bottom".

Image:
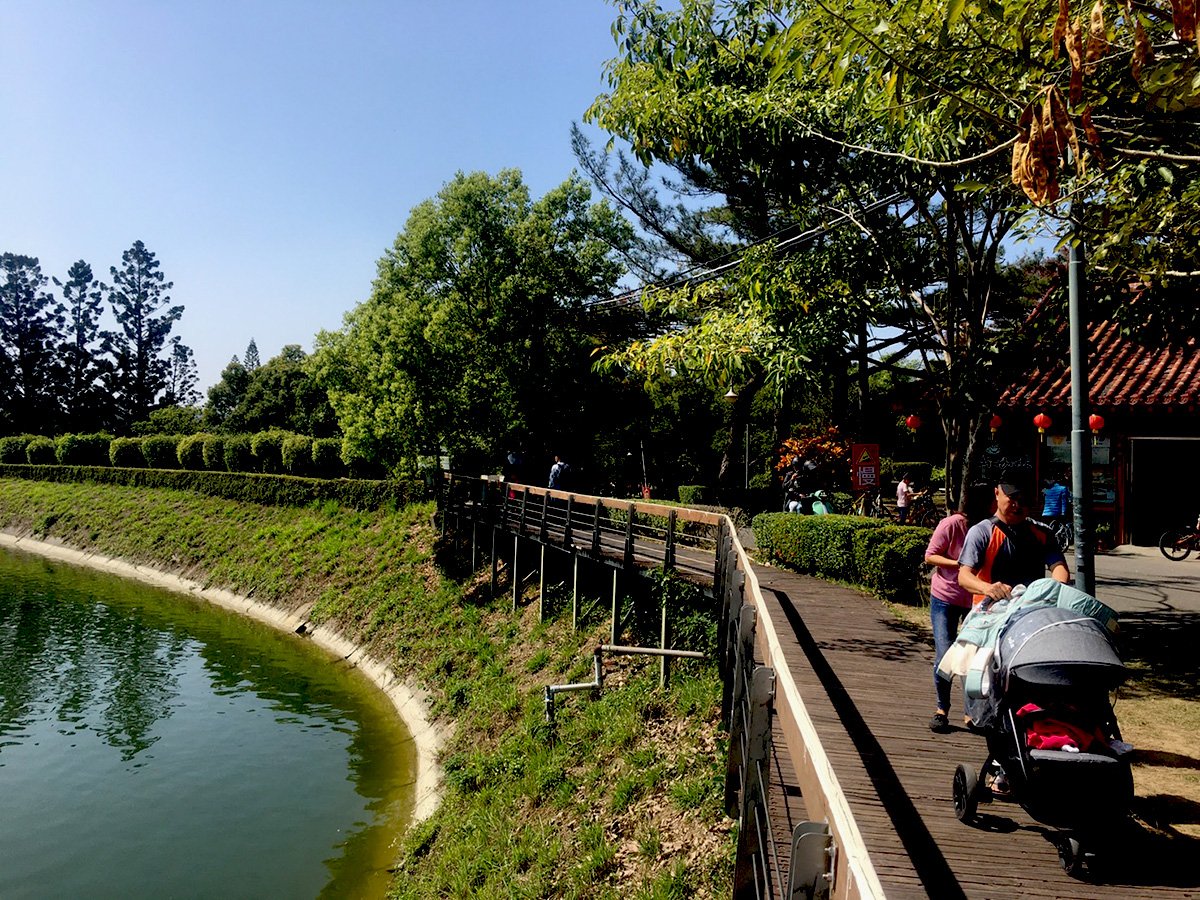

{"left": 905, "top": 414, "right": 921, "bottom": 431}
{"left": 1033, "top": 412, "right": 1052, "bottom": 433}
{"left": 989, "top": 414, "right": 1003, "bottom": 437}
{"left": 1089, "top": 413, "right": 1105, "bottom": 446}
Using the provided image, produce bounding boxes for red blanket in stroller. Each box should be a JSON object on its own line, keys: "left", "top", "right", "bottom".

{"left": 1015, "top": 703, "right": 1108, "bottom": 753}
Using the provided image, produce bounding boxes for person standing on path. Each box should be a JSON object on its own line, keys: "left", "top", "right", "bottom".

{"left": 958, "top": 479, "right": 1070, "bottom": 605}
{"left": 548, "top": 454, "right": 570, "bottom": 490}
{"left": 896, "top": 472, "right": 913, "bottom": 524}
{"left": 925, "top": 483, "right": 995, "bottom": 733}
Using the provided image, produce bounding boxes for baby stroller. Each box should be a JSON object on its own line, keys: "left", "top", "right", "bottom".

{"left": 951, "top": 603, "right": 1133, "bottom": 877}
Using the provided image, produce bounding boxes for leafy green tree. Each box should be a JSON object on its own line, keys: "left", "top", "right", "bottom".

{"left": 204, "top": 357, "right": 250, "bottom": 429}
{"left": 102, "top": 241, "right": 184, "bottom": 430}
{"left": 132, "top": 405, "right": 204, "bottom": 436}
{"left": 224, "top": 345, "right": 338, "bottom": 437}
{"left": 587, "top": 0, "right": 1059, "bottom": 499}
{"left": 53, "top": 259, "right": 111, "bottom": 432}
{"left": 313, "top": 169, "right": 636, "bottom": 475}
{"left": 0, "top": 253, "right": 65, "bottom": 434}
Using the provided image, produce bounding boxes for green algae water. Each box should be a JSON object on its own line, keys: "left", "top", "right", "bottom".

{"left": 0, "top": 546, "right": 416, "bottom": 899}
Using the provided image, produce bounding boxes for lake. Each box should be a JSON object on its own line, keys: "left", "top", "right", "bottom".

{"left": 0, "top": 545, "right": 415, "bottom": 899}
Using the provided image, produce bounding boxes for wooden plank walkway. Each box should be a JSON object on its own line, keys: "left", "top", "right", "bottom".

{"left": 753, "top": 561, "right": 1200, "bottom": 899}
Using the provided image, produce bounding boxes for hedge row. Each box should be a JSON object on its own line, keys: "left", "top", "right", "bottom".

{"left": 0, "top": 464, "right": 423, "bottom": 512}
{"left": 0, "top": 432, "right": 347, "bottom": 478}
{"left": 752, "top": 512, "right": 932, "bottom": 604}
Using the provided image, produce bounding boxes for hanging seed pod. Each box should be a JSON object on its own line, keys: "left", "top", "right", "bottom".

{"left": 1086, "top": 0, "right": 1109, "bottom": 73}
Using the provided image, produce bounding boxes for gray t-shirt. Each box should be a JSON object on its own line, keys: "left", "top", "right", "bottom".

{"left": 958, "top": 516, "right": 1065, "bottom": 589}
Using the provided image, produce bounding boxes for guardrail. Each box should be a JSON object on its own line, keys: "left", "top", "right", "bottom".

{"left": 439, "top": 473, "right": 884, "bottom": 900}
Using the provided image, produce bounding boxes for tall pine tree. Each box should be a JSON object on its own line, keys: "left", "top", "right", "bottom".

{"left": 163, "top": 335, "right": 200, "bottom": 408}
{"left": 0, "top": 254, "right": 65, "bottom": 434}
{"left": 102, "top": 241, "right": 183, "bottom": 430}
{"left": 54, "top": 259, "right": 111, "bottom": 432}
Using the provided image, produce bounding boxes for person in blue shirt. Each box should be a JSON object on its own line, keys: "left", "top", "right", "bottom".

{"left": 1042, "top": 475, "right": 1071, "bottom": 522}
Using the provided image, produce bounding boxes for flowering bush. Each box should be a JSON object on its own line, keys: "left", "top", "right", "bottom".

{"left": 775, "top": 425, "right": 850, "bottom": 490}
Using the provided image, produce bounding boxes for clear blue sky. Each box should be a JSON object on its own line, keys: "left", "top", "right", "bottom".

{"left": 1, "top": 1, "right": 623, "bottom": 393}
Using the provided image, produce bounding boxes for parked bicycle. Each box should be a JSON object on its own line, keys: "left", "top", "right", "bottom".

{"left": 1036, "top": 517, "right": 1074, "bottom": 551}
{"left": 850, "top": 486, "right": 940, "bottom": 526}
{"left": 1159, "top": 514, "right": 1200, "bottom": 561}
{"left": 850, "top": 487, "right": 883, "bottom": 518}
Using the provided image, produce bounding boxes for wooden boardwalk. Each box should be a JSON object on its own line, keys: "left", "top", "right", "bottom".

{"left": 753, "top": 562, "right": 1200, "bottom": 899}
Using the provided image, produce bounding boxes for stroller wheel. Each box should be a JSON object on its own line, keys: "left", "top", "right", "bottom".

{"left": 952, "top": 763, "right": 978, "bottom": 823}
{"left": 1058, "top": 836, "right": 1085, "bottom": 877}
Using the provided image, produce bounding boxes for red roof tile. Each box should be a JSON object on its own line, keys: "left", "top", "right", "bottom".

{"left": 998, "top": 320, "right": 1200, "bottom": 412}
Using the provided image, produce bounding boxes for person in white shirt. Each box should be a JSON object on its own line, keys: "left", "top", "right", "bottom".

{"left": 896, "top": 472, "right": 913, "bottom": 524}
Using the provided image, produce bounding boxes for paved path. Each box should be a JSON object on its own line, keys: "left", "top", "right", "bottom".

{"left": 1094, "top": 545, "right": 1200, "bottom": 615}
{"left": 755, "top": 562, "right": 1200, "bottom": 898}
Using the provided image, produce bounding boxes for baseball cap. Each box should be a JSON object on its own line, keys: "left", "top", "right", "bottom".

{"left": 996, "top": 481, "right": 1025, "bottom": 502}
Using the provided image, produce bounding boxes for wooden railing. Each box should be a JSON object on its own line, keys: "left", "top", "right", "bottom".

{"left": 439, "top": 474, "right": 884, "bottom": 900}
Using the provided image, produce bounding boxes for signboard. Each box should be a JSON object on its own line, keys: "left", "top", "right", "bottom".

{"left": 851, "top": 443, "right": 881, "bottom": 491}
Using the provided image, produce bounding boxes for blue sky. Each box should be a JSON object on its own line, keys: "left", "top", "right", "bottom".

{"left": 1, "top": 1, "right": 623, "bottom": 392}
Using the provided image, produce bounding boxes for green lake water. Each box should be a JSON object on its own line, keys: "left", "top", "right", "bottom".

{"left": 0, "top": 546, "right": 416, "bottom": 899}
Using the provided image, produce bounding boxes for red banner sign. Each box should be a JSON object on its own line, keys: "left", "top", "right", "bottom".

{"left": 851, "top": 443, "right": 881, "bottom": 491}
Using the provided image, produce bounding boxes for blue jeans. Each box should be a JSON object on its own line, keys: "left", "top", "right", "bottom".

{"left": 931, "top": 595, "right": 969, "bottom": 714}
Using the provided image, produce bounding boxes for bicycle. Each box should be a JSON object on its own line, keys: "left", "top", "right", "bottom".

{"left": 1040, "top": 517, "right": 1074, "bottom": 551}
{"left": 850, "top": 488, "right": 883, "bottom": 518}
{"left": 1159, "top": 514, "right": 1200, "bottom": 561}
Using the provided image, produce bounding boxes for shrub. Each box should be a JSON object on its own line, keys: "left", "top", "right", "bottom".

{"left": 0, "top": 463, "right": 423, "bottom": 511}
{"left": 881, "top": 459, "right": 934, "bottom": 489}
{"left": 281, "top": 434, "right": 313, "bottom": 476}
{"left": 55, "top": 433, "right": 112, "bottom": 467}
{"left": 753, "top": 512, "right": 929, "bottom": 604}
{"left": 0, "top": 435, "right": 38, "bottom": 464}
{"left": 202, "top": 435, "right": 227, "bottom": 471}
{"left": 141, "top": 434, "right": 181, "bottom": 469}
{"left": 222, "top": 434, "right": 253, "bottom": 472}
{"left": 853, "top": 525, "right": 933, "bottom": 604}
{"left": 677, "top": 485, "right": 708, "bottom": 506}
{"left": 251, "top": 431, "right": 286, "bottom": 474}
{"left": 311, "top": 438, "right": 346, "bottom": 478}
{"left": 110, "top": 437, "right": 145, "bottom": 468}
{"left": 178, "top": 433, "right": 208, "bottom": 470}
{"left": 25, "top": 437, "right": 57, "bottom": 465}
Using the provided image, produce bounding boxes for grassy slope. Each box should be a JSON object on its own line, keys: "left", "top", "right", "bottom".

{"left": 0, "top": 479, "right": 733, "bottom": 898}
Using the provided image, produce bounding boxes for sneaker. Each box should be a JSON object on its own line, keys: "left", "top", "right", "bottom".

{"left": 929, "top": 712, "right": 950, "bottom": 733}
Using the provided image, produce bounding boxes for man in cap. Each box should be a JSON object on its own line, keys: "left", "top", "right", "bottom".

{"left": 957, "top": 478, "right": 1070, "bottom": 605}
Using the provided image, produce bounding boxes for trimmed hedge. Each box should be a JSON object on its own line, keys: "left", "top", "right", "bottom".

{"left": 202, "top": 435, "right": 226, "bottom": 471}
{"left": 753, "top": 512, "right": 932, "bottom": 605}
{"left": 26, "top": 437, "right": 57, "bottom": 465}
{"left": 281, "top": 434, "right": 313, "bottom": 476}
{"left": 55, "top": 433, "right": 113, "bottom": 466}
{"left": 141, "top": 434, "right": 181, "bottom": 469}
{"left": 0, "top": 463, "right": 424, "bottom": 511}
{"left": 677, "top": 484, "right": 708, "bottom": 505}
{"left": 223, "top": 434, "right": 253, "bottom": 473}
{"left": 251, "top": 431, "right": 286, "bottom": 474}
{"left": 0, "top": 435, "right": 38, "bottom": 464}
{"left": 178, "top": 433, "right": 208, "bottom": 470}
{"left": 110, "top": 437, "right": 144, "bottom": 467}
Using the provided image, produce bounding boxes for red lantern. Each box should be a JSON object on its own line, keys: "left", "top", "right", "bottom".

{"left": 1089, "top": 413, "right": 1105, "bottom": 446}
{"left": 1033, "top": 412, "right": 1052, "bottom": 433}
{"left": 989, "top": 414, "right": 1003, "bottom": 437}
{"left": 905, "top": 414, "right": 921, "bottom": 431}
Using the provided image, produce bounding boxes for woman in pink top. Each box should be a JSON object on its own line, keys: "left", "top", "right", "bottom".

{"left": 925, "top": 483, "right": 994, "bottom": 733}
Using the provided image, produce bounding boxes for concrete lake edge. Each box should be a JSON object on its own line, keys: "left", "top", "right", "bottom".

{"left": 0, "top": 529, "right": 446, "bottom": 825}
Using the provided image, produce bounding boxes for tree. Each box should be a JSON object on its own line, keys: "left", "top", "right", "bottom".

{"left": 586, "top": 0, "right": 1057, "bottom": 500}
{"left": 54, "top": 259, "right": 111, "bottom": 431}
{"left": 163, "top": 336, "right": 200, "bottom": 408}
{"left": 313, "top": 170, "right": 636, "bottom": 474}
{"left": 204, "top": 357, "right": 250, "bottom": 429}
{"left": 243, "top": 338, "right": 260, "bottom": 372}
{"left": 224, "top": 345, "right": 338, "bottom": 437}
{"left": 102, "top": 241, "right": 184, "bottom": 430}
{"left": 0, "top": 253, "right": 65, "bottom": 434}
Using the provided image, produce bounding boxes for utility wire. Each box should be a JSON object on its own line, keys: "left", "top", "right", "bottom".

{"left": 591, "top": 192, "right": 905, "bottom": 309}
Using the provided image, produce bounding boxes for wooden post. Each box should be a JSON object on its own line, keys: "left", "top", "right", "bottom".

{"left": 572, "top": 555, "right": 580, "bottom": 631}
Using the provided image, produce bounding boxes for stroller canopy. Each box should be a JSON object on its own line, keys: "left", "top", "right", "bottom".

{"left": 997, "top": 606, "right": 1126, "bottom": 689}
